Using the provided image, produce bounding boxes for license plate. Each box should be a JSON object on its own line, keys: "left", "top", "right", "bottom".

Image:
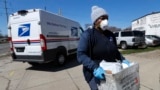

{"left": 16, "top": 47, "right": 25, "bottom": 52}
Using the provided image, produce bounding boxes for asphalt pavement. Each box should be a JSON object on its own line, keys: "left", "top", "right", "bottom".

{"left": 0, "top": 47, "right": 160, "bottom": 90}
{"left": 0, "top": 43, "right": 10, "bottom": 57}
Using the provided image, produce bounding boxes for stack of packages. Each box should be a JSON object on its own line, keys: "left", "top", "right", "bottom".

{"left": 98, "top": 60, "right": 140, "bottom": 90}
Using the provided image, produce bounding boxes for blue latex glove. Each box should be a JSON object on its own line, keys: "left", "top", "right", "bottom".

{"left": 93, "top": 67, "right": 105, "bottom": 79}
{"left": 122, "top": 60, "right": 130, "bottom": 66}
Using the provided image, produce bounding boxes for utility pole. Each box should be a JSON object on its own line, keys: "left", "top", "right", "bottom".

{"left": 44, "top": 6, "right": 46, "bottom": 11}
{"left": 0, "top": 29, "right": 2, "bottom": 38}
{"left": 4, "top": 0, "right": 9, "bottom": 23}
{"left": 58, "top": 8, "right": 62, "bottom": 16}
{"left": 44, "top": 0, "right": 47, "bottom": 11}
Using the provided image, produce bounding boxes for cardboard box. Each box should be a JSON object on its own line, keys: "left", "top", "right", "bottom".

{"left": 98, "top": 63, "right": 140, "bottom": 90}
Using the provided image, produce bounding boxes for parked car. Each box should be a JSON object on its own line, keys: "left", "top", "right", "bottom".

{"left": 145, "top": 35, "right": 160, "bottom": 46}
{"left": 148, "top": 35, "right": 160, "bottom": 40}
{"left": 114, "top": 30, "right": 146, "bottom": 49}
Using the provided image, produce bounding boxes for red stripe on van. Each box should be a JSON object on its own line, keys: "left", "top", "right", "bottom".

{"left": 46, "top": 37, "right": 80, "bottom": 41}
{"left": 12, "top": 40, "right": 40, "bottom": 44}
{"left": 12, "top": 40, "right": 40, "bottom": 42}
{"left": 12, "top": 38, "right": 79, "bottom": 44}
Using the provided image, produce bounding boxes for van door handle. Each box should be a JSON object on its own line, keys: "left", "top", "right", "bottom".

{"left": 27, "top": 39, "right": 31, "bottom": 45}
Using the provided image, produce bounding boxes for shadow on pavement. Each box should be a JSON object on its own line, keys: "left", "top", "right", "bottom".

{"left": 27, "top": 54, "right": 81, "bottom": 72}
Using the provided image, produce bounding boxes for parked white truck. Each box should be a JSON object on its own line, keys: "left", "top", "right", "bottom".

{"left": 114, "top": 31, "right": 146, "bottom": 49}
{"left": 8, "top": 9, "right": 83, "bottom": 66}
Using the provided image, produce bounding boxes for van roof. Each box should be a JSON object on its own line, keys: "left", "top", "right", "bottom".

{"left": 10, "top": 9, "right": 79, "bottom": 24}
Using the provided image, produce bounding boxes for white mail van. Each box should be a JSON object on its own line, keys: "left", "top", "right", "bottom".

{"left": 8, "top": 9, "right": 83, "bottom": 66}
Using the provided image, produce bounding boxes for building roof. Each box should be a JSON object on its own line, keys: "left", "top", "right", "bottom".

{"left": 132, "top": 11, "right": 160, "bottom": 22}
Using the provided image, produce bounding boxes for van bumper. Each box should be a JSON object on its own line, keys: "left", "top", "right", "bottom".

{"left": 11, "top": 50, "right": 56, "bottom": 63}
{"left": 11, "top": 53, "right": 45, "bottom": 63}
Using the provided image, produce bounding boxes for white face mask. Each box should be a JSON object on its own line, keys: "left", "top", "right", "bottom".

{"left": 100, "top": 19, "right": 108, "bottom": 31}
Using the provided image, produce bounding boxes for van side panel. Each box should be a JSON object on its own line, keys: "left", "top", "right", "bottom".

{"left": 40, "top": 10, "right": 80, "bottom": 61}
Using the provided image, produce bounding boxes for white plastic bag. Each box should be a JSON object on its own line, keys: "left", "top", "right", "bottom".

{"left": 100, "top": 60, "right": 122, "bottom": 74}
{"left": 122, "top": 62, "right": 135, "bottom": 69}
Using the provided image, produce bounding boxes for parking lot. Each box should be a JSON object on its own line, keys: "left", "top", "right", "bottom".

{"left": 0, "top": 49, "right": 160, "bottom": 90}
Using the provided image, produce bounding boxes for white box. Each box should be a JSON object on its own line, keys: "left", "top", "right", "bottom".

{"left": 98, "top": 63, "right": 140, "bottom": 90}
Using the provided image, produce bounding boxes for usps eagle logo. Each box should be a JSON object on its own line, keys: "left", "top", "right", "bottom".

{"left": 18, "top": 24, "right": 30, "bottom": 37}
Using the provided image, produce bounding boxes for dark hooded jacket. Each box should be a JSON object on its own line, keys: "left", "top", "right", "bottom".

{"left": 77, "top": 28, "right": 124, "bottom": 82}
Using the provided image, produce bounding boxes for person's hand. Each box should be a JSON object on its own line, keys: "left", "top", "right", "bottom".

{"left": 93, "top": 67, "right": 105, "bottom": 79}
{"left": 122, "top": 59, "right": 130, "bottom": 66}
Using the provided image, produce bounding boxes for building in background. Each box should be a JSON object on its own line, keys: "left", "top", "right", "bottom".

{"left": 132, "top": 12, "right": 160, "bottom": 37}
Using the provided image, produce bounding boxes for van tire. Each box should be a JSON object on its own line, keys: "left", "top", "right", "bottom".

{"left": 56, "top": 53, "right": 66, "bottom": 66}
{"left": 121, "top": 42, "right": 127, "bottom": 49}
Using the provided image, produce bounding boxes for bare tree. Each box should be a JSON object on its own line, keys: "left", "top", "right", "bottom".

{"left": 123, "top": 26, "right": 131, "bottom": 31}
{"left": 108, "top": 26, "right": 122, "bottom": 32}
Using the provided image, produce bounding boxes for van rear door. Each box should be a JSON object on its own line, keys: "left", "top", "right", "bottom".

{"left": 9, "top": 10, "right": 43, "bottom": 59}
{"left": 11, "top": 21, "right": 42, "bottom": 57}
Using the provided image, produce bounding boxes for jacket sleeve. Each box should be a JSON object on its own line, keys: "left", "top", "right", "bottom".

{"left": 112, "top": 33, "right": 125, "bottom": 61}
{"left": 77, "top": 31, "right": 98, "bottom": 71}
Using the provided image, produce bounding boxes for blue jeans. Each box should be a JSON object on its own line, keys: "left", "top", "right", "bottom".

{"left": 88, "top": 77, "right": 100, "bottom": 90}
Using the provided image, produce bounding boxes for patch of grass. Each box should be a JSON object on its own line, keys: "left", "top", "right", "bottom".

{"left": 120, "top": 45, "right": 160, "bottom": 54}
